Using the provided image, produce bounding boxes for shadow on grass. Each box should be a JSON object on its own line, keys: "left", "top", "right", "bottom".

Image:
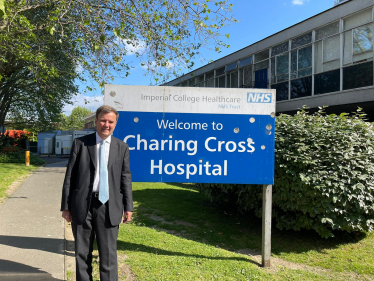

{"left": 131, "top": 184, "right": 368, "bottom": 257}
{"left": 117, "top": 240, "right": 260, "bottom": 266}
{"left": 164, "top": 182, "right": 200, "bottom": 192}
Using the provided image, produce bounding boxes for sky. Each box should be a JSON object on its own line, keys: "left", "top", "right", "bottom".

{"left": 63, "top": 0, "right": 337, "bottom": 115}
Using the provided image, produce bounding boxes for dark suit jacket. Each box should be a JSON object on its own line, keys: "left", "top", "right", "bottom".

{"left": 60, "top": 133, "right": 133, "bottom": 226}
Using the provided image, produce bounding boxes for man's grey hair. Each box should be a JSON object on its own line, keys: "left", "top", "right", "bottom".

{"left": 96, "top": 105, "right": 119, "bottom": 121}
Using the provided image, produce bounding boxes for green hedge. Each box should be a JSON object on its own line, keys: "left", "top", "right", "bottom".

{"left": 198, "top": 109, "right": 374, "bottom": 238}
{"left": 0, "top": 151, "right": 45, "bottom": 165}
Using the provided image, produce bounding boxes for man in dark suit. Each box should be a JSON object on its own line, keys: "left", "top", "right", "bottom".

{"left": 61, "top": 105, "right": 133, "bottom": 281}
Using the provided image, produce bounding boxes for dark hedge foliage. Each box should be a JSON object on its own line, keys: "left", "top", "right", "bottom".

{"left": 0, "top": 151, "right": 45, "bottom": 165}
{"left": 198, "top": 109, "right": 374, "bottom": 238}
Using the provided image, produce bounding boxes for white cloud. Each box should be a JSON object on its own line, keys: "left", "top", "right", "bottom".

{"left": 115, "top": 38, "right": 146, "bottom": 56}
{"left": 140, "top": 60, "right": 174, "bottom": 70}
{"left": 63, "top": 94, "right": 104, "bottom": 116}
{"left": 292, "top": 0, "right": 309, "bottom": 5}
{"left": 75, "top": 61, "right": 84, "bottom": 74}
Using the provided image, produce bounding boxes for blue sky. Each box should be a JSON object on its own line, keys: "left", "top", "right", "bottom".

{"left": 63, "top": 0, "right": 336, "bottom": 115}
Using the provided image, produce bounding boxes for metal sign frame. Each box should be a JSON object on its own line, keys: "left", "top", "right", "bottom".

{"left": 105, "top": 84, "right": 275, "bottom": 267}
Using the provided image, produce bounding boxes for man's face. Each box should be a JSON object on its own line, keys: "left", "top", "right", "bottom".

{"left": 95, "top": 111, "right": 117, "bottom": 139}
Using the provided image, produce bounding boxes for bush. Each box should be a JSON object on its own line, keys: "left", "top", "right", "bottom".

{"left": 0, "top": 132, "right": 15, "bottom": 147}
{"left": 0, "top": 151, "right": 45, "bottom": 165}
{"left": 198, "top": 109, "right": 374, "bottom": 238}
{"left": 0, "top": 131, "right": 30, "bottom": 150}
{"left": 1, "top": 146, "right": 24, "bottom": 153}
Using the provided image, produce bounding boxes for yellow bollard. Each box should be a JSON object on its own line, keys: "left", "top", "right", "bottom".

{"left": 25, "top": 151, "right": 30, "bottom": 166}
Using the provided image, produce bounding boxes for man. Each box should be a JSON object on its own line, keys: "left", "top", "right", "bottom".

{"left": 61, "top": 105, "right": 133, "bottom": 281}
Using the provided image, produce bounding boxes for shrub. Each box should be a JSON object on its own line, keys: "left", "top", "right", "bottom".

{"left": 0, "top": 131, "right": 30, "bottom": 150}
{"left": 0, "top": 132, "right": 15, "bottom": 148}
{"left": 198, "top": 109, "right": 374, "bottom": 238}
{"left": 1, "top": 146, "right": 24, "bottom": 153}
{"left": 0, "top": 151, "right": 45, "bottom": 165}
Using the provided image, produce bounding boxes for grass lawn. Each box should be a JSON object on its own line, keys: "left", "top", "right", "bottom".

{"left": 0, "top": 163, "right": 40, "bottom": 203}
{"left": 105, "top": 182, "right": 374, "bottom": 281}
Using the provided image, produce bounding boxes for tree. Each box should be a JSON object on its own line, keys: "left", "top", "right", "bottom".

{"left": 0, "top": 0, "right": 235, "bottom": 128}
{"left": 63, "top": 107, "right": 92, "bottom": 130}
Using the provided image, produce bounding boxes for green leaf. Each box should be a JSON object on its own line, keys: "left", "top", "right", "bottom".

{"left": 0, "top": 0, "right": 4, "bottom": 18}
{"left": 113, "top": 29, "right": 121, "bottom": 37}
{"left": 47, "top": 26, "right": 56, "bottom": 35}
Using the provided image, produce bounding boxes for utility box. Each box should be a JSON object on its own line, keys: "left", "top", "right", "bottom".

{"left": 38, "top": 132, "right": 56, "bottom": 155}
{"left": 38, "top": 129, "right": 95, "bottom": 155}
{"left": 56, "top": 135, "right": 73, "bottom": 155}
{"left": 55, "top": 130, "right": 94, "bottom": 155}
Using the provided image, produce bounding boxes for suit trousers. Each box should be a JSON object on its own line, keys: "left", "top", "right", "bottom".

{"left": 72, "top": 196, "right": 119, "bottom": 281}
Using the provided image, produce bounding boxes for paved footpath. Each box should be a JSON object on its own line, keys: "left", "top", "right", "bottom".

{"left": 0, "top": 158, "right": 69, "bottom": 280}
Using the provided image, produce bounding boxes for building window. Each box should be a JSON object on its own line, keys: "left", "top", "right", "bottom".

{"left": 291, "top": 32, "right": 312, "bottom": 50}
{"left": 255, "top": 60, "right": 269, "bottom": 71}
{"left": 344, "top": 24, "right": 373, "bottom": 65}
{"left": 216, "top": 67, "right": 225, "bottom": 76}
{"left": 203, "top": 71, "right": 214, "bottom": 87}
{"left": 206, "top": 79, "right": 214, "bottom": 87}
{"left": 315, "top": 21, "right": 339, "bottom": 41}
{"left": 343, "top": 8, "right": 373, "bottom": 31}
{"left": 353, "top": 25, "right": 373, "bottom": 54}
{"left": 271, "top": 82, "right": 289, "bottom": 101}
{"left": 254, "top": 49, "right": 269, "bottom": 72}
{"left": 180, "top": 81, "right": 187, "bottom": 87}
{"left": 272, "top": 41, "right": 289, "bottom": 57}
{"left": 239, "top": 57, "right": 253, "bottom": 88}
{"left": 194, "top": 74, "right": 204, "bottom": 87}
{"left": 187, "top": 77, "right": 195, "bottom": 87}
{"left": 343, "top": 61, "right": 373, "bottom": 90}
{"left": 291, "top": 45, "right": 312, "bottom": 78}
{"left": 314, "top": 69, "right": 340, "bottom": 95}
{"left": 255, "top": 49, "right": 269, "bottom": 62}
{"left": 226, "top": 71, "right": 238, "bottom": 88}
{"left": 215, "top": 75, "right": 225, "bottom": 88}
{"left": 291, "top": 76, "right": 312, "bottom": 99}
{"left": 240, "top": 65, "right": 252, "bottom": 88}
{"left": 315, "top": 34, "right": 340, "bottom": 73}
{"left": 271, "top": 52, "right": 289, "bottom": 85}
{"left": 215, "top": 67, "right": 226, "bottom": 88}
{"left": 323, "top": 35, "right": 340, "bottom": 62}
{"left": 225, "top": 62, "right": 238, "bottom": 72}
{"left": 298, "top": 45, "right": 312, "bottom": 76}
{"left": 239, "top": 56, "right": 252, "bottom": 68}
{"left": 276, "top": 53, "right": 289, "bottom": 82}
{"left": 225, "top": 62, "right": 238, "bottom": 88}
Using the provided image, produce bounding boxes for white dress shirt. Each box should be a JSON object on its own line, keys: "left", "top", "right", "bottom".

{"left": 92, "top": 132, "right": 111, "bottom": 192}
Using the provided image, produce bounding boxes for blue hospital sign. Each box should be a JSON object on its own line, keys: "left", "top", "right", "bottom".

{"left": 105, "top": 85, "right": 276, "bottom": 184}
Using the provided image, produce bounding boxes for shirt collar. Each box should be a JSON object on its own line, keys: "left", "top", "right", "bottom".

{"left": 95, "top": 132, "right": 111, "bottom": 144}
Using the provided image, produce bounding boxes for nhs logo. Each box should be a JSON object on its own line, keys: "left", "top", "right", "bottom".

{"left": 247, "top": 92, "right": 272, "bottom": 103}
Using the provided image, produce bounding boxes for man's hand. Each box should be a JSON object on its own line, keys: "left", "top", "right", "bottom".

{"left": 62, "top": 210, "right": 72, "bottom": 223}
{"left": 122, "top": 211, "right": 133, "bottom": 223}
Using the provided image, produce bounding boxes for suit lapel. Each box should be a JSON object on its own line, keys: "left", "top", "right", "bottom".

{"left": 108, "top": 137, "right": 118, "bottom": 170}
{"left": 87, "top": 133, "right": 97, "bottom": 170}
